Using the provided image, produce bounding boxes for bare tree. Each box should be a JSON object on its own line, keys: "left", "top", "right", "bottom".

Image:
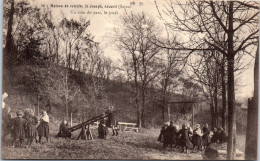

{"left": 156, "top": 35, "right": 185, "bottom": 122}
{"left": 155, "top": 0, "right": 259, "bottom": 158}
{"left": 187, "top": 50, "right": 223, "bottom": 128}
{"left": 113, "top": 12, "right": 163, "bottom": 127}
{"left": 59, "top": 18, "right": 91, "bottom": 69}
{"left": 83, "top": 43, "right": 112, "bottom": 116}
{"left": 53, "top": 70, "right": 80, "bottom": 118}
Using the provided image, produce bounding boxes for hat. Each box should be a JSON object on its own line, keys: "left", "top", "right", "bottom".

{"left": 217, "top": 126, "right": 223, "bottom": 131}
{"left": 42, "top": 110, "right": 47, "bottom": 115}
{"left": 164, "top": 122, "right": 170, "bottom": 126}
{"left": 63, "top": 120, "right": 68, "bottom": 124}
{"left": 24, "top": 108, "right": 30, "bottom": 115}
{"left": 195, "top": 124, "right": 200, "bottom": 129}
{"left": 16, "top": 110, "right": 23, "bottom": 116}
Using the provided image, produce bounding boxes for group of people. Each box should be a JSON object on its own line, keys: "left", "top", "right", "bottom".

{"left": 55, "top": 106, "right": 119, "bottom": 140}
{"left": 98, "top": 108, "right": 119, "bottom": 139}
{"left": 2, "top": 107, "right": 50, "bottom": 148}
{"left": 158, "top": 121, "right": 227, "bottom": 153}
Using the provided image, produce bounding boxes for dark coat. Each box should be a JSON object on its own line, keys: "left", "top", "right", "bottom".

{"left": 211, "top": 131, "right": 219, "bottom": 143}
{"left": 2, "top": 112, "right": 12, "bottom": 127}
{"left": 2, "top": 112, "right": 12, "bottom": 136}
{"left": 37, "top": 120, "right": 49, "bottom": 137}
{"left": 192, "top": 129, "right": 202, "bottom": 146}
{"left": 23, "top": 114, "right": 38, "bottom": 138}
{"left": 98, "top": 123, "right": 108, "bottom": 139}
{"left": 11, "top": 117, "right": 27, "bottom": 140}
{"left": 158, "top": 125, "right": 167, "bottom": 142}
{"left": 177, "top": 128, "right": 193, "bottom": 148}
{"left": 202, "top": 127, "right": 211, "bottom": 146}
{"left": 164, "top": 125, "right": 178, "bottom": 145}
{"left": 105, "top": 110, "right": 115, "bottom": 127}
{"left": 218, "top": 131, "right": 227, "bottom": 143}
{"left": 56, "top": 123, "right": 71, "bottom": 137}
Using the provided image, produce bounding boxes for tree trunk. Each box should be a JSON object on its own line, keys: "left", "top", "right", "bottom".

{"left": 5, "top": 0, "right": 14, "bottom": 51}
{"left": 132, "top": 55, "right": 140, "bottom": 128}
{"left": 210, "top": 104, "right": 215, "bottom": 128}
{"left": 65, "top": 73, "right": 69, "bottom": 118}
{"left": 221, "top": 55, "right": 226, "bottom": 131}
{"left": 140, "top": 86, "right": 146, "bottom": 127}
{"left": 245, "top": 41, "right": 258, "bottom": 160}
{"left": 162, "top": 91, "right": 167, "bottom": 123}
{"left": 227, "top": 2, "right": 236, "bottom": 159}
{"left": 5, "top": 0, "right": 15, "bottom": 67}
{"left": 68, "top": 43, "right": 72, "bottom": 69}
{"left": 138, "top": 110, "right": 142, "bottom": 128}
{"left": 56, "top": 40, "right": 59, "bottom": 64}
{"left": 162, "top": 106, "right": 165, "bottom": 123}
{"left": 214, "top": 83, "right": 218, "bottom": 127}
{"left": 227, "top": 54, "right": 236, "bottom": 159}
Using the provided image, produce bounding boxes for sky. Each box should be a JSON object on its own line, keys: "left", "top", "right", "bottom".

{"left": 29, "top": 0, "right": 256, "bottom": 99}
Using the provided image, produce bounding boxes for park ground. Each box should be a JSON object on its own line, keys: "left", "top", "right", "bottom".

{"left": 1, "top": 124, "right": 203, "bottom": 160}
{"left": 1, "top": 122, "right": 246, "bottom": 160}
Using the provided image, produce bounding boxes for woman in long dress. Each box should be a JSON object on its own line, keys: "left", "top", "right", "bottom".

{"left": 191, "top": 124, "right": 203, "bottom": 152}
{"left": 37, "top": 110, "right": 49, "bottom": 143}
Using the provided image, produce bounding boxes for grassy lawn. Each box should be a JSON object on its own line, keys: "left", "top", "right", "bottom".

{"left": 2, "top": 126, "right": 204, "bottom": 160}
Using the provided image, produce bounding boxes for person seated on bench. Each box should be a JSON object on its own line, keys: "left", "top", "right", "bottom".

{"left": 56, "top": 120, "right": 71, "bottom": 138}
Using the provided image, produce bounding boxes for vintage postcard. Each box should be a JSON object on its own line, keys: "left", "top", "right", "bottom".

{"left": 1, "top": 0, "right": 259, "bottom": 160}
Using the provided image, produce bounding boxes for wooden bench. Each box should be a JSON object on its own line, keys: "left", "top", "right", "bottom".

{"left": 118, "top": 122, "right": 139, "bottom": 132}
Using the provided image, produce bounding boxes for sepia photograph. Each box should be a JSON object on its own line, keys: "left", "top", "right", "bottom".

{"left": 1, "top": 0, "right": 259, "bottom": 160}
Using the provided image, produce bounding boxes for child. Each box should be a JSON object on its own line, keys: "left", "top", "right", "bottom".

{"left": 192, "top": 124, "right": 203, "bottom": 152}
{"left": 112, "top": 119, "right": 119, "bottom": 136}
{"left": 56, "top": 120, "right": 71, "bottom": 138}
{"left": 217, "top": 127, "right": 227, "bottom": 144}
{"left": 77, "top": 126, "right": 87, "bottom": 140}
{"left": 2, "top": 107, "right": 12, "bottom": 141}
{"left": 202, "top": 123, "right": 211, "bottom": 148}
{"left": 158, "top": 122, "right": 169, "bottom": 142}
{"left": 37, "top": 110, "right": 49, "bottom": 143}
{"left": 98, "top": 119, "right": 108, "bottom": 139}
{"left": 177, "top": 123, "right": 193, "bottom": 153}
{"left": 163, "top": 121, "right": 178, "bottom": 150}
{"left": 11, "top": 110, "right": 27, "bottom": 147}
{"left": 211, "top": 127, "right": 219, "bottom": 143}
{"left": 23, "top": 109, "right": 38, "bottom": 147}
